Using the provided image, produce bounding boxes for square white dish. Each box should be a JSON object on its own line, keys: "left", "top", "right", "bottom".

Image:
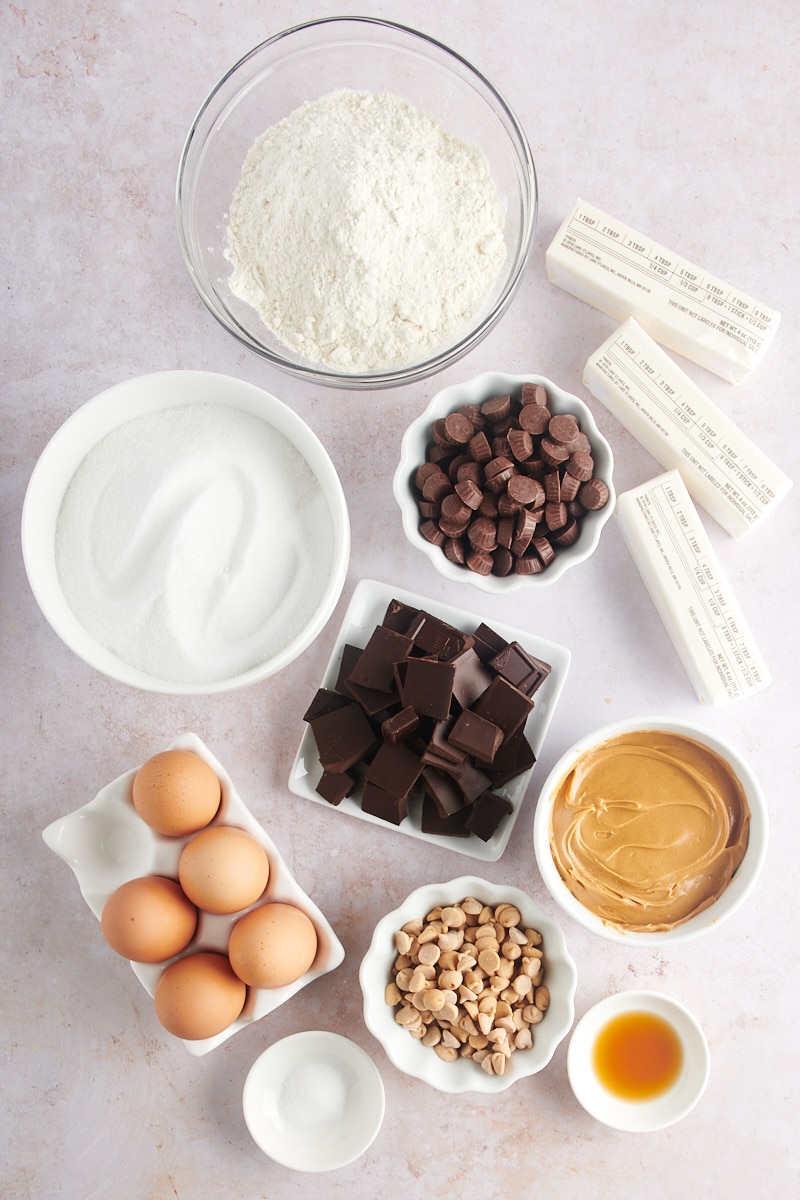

{"left": 42, "top": 732, "right": 345, "bottom": 1055}
{"left": 287, "top": 578, "right": 570, "bottom": 861}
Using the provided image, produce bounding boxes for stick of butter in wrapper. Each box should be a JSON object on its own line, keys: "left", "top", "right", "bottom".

{"left": 585, "top": 318, "right": 792, "bottom": 537}
{"left": 615, "top": 470, "right": 771, "bottom": 706}
{"left": 546, "top": 199, "right": 781, "bottom": 383}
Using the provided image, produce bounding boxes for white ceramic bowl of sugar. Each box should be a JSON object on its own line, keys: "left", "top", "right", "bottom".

{"left": 21, "top": 371, "right": 350, "bottom": 694}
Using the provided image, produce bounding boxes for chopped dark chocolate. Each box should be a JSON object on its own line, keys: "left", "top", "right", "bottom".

{"left": 448, "top": 710, "right": 504, "bottom": 763}
{"left": 364, "top": 740, "right": 423, "bottom": 799}
{"left": 338, "top": 643, "right": 399, "bottom": 715}
{"left": 303, "top": 602, "right": 550, "bottom": 844}
{"left": 361, "top": 781, "right": 408, "bottom": 825}
{"left": 449, "top": 646, "right": 494, "bottom": 711}
{"left": 303, "top": 688, "right": 351, "bottom": 723}
{"left": 407, "top": 714, "right": 436, "bottom": 757}
{"left": 472, "top": 622, "right": 508, "bottom": 664}
{"left": 427, "top": 719, "right": 466, "bottom": 765}
{"left": 381, "top": 598, "right": 421, "bottom": 634}
{"left": 392, "top": 658, "right": 410, "bottom": 696}
{"left": 348, "top": 625, "right": 414, "bottom": 692}
{"left": 447, "top": 757, "right": 492, "bottom": 804}
{"left": 401, "top": 656, "right": 456, "bottom": 720}
{"left": 411, "top": 611, "right": 474, "bottom": 661}
{"left": 420, "top": 746, "right": 462, "bottom": 774}
{"left": 473, "top": 675, "right": 534, "bottom": 739}
{"left": 478, "top": 724, "right": 536, "bottom": 786}
{"left": 489, "top": 640, "right": 551, "bottom": 697}
{"left": 309, "top": 702, "right": 377, "bottom": 773}
{"left": 421, "top": 766, "right": 466, "bottom": 817}
{"left": 420, "top": 794, "right": 473, "bottom": 837}
{"left": 315, "top": 771, "right": 355, "bottom": 806}
{"left": 347, "top": 684, "right": 400, "bottom": 719}
{"left": 465, "top": 792, "right": 514, "bottom": 841}
{"left": 381, "top": 705, "right": 420, "bottom": 745}
{"left": 335, "top": 644, "right": 361, "bottom": 696}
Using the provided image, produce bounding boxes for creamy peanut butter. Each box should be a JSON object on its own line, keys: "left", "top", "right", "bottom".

{"left": 548, "top": 730, "right": 751, "bottom": 932}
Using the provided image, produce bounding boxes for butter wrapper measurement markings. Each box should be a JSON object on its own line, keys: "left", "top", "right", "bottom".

{"left": 614, "top": 470, "right": 771, "bottom": 706}
{"left": 585, "top": 318, "right": 792, "bottom": 537}
{"left": 546, "top": 199, "right": 781, "bottom": 383}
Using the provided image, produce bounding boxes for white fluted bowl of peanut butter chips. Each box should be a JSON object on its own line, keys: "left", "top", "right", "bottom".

{"left": 359, "top": 876, "right": 577, "bottom": 1093}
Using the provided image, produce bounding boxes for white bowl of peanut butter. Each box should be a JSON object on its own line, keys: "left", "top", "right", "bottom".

{"left": 532, "top": 718, "right": 767, "bottom": 944}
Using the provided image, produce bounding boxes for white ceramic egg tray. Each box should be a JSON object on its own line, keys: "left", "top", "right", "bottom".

{"left": 42, "top": 732, "right": 345, "bottom": 1056}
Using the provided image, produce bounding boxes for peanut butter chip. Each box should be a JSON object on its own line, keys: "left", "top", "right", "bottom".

{"left": 477, "top": 948, "right": 501, "bottom": 975}
{"left": 394, "top": 930, "right": 413, "bottom": 954}
{"left": 495, "top": 904, "right": 521, "bottom": 927}
{"left": 424, "top": 988, "right": 446, "bottom": 1012}
{"left": 387, "top": 897, "right": 548, "bottom": 1073}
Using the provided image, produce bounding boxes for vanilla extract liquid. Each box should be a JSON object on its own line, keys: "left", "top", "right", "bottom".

{"left": 592, "top": 1010, "right": 684, "bottom": 1101}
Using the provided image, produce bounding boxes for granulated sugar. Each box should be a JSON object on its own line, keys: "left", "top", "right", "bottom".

{"left": 226, "top": 88, "right": 506, "bottom": 372}
{"left": 55, "top": 404, "right": 335, "bottom": 684}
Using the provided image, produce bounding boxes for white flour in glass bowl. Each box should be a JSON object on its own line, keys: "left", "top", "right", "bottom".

{"left": 226, "top": 89, "right": 506, "bottom": 372}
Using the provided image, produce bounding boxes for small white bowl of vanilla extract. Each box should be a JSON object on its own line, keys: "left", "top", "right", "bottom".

{"left": 567, "top": 991, "right": 710, "bottom": 1132}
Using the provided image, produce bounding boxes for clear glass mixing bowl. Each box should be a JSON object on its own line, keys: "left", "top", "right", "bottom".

{"left": 176, "top": 16, "right": 537, "bottom": 389}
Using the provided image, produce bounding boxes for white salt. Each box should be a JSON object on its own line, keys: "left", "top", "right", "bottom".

{"left": 55, "top": 403, "right": 335, "bottom": 683}
{"left": 277, "top": 1054, "right": 350, "bottom": 1129}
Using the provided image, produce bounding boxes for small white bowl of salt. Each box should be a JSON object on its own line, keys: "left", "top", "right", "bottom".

{"left": 242, "top": 1030, "right": 385, "bottom": 1171}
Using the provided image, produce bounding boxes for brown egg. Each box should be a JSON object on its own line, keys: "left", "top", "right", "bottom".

{"left": 132, "top": 749, "right": 221, "bottom": 837}
{"left": 101, "top": 875, "right": 197, "bottom": 963}
{"left": 228, "top": 902, "right": 318, "bottom": 989}
{"left": 178, "top": 825, "right": 270, "bottom": 915}
{"left": 154, "top": 951, "right": 247, "bottom": 1040}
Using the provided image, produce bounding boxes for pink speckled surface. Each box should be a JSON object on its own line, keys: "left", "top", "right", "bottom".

{"left": 2, "top": 2, "right": 799, "bottom": 1197}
